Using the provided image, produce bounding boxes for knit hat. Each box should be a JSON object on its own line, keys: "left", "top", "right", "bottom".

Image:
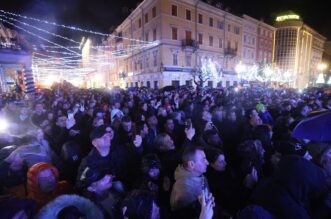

{"left": 89, "top": 125, "right": 109, "bottom": 141}
{"left": 274, "top": 138, "right": 307, "bottom": 157}
{"left": 141, "top": 154, "right": 161, "bottom": 175}
{"left": 77, "top": 167, "right": 106, "bottom": 191}
{"left": 256, "top": 103, "right": 265, "bottom": 112}
{"left": 307, "top": 142, "right": 331, "bottom": 165}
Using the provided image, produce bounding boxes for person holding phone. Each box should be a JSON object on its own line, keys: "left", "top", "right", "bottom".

{"left": 170, "top": 146, "right": 209, "bottom": 217}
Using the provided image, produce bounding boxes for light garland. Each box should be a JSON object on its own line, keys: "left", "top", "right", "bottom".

{"left": 0, "top": 9, "right": 153, "bottom": 45}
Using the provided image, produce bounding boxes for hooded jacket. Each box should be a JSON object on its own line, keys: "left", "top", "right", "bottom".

{"left": 27, "top": 162, "right": 69, "bottom": 208}
{"left": 251, "top": 155, "right": 329, "bottom": 219}
{"left": 36, "top": 194, "right": 104, "bottom": 219}
{"left": 170, "top": 165, "right": 205, "bottom": 210}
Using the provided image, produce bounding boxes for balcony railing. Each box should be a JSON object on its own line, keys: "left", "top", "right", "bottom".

{"left": 182, "top": 39, "right": 199, "bottom": 51}
{"left": 224, "top": 47, "right": 237, "bottom": 58}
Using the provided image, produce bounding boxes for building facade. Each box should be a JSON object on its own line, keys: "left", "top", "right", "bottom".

{"left": 274, "top": 14, "right": 326, "bottom": 88}
{"left": 98, "top": 0, "right": 248, "bottom": 88}
{"left": 0, "top": 22, "right": 34, "bottom": 94}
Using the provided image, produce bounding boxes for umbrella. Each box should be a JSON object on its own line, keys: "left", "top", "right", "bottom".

{"left": 292, "top": 110, "right": 331, "bottom": 142}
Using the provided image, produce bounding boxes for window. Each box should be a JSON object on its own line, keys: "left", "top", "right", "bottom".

{"left": 244, "top": 35, "right": 247, "bottom": 43}
{"left": 198, "top": 14, "right": 203, "bottom": 24}
{"left": 141, "top": 81, "right": 144, "bottom": 87}
{"left": 172, "top": 27, "right": 178, "bottom": 40}
{"left": 227, "top": 24, "right": 231, "bottom": 32}
{"left": 171, "top": 5, "right": 177, "bottom": 16}
{"left": 173, "top": 53, "right": 178, "bottom": 65}
{"left": 208, "top": 81, "right": 213, "bottom": 87}
{"left": 153, "top": 29, "right": 157, "bottom": 41}
{"left": 185, "top": 31, "right": 192, "bottom": 41}
{"left": 252, "top": 38, "right": 255, "bottom": 45}
{"left": 234, "top": 26, "right": 240, "bottom": 34}
{"left": 186, "top": 10, "right": 191, "bottom": 20}
{"left": 135, "top": 82, "right": 138, "bottom": 87}
{"left": 186, "top": 55, "right": 191, "bottom": 66}
{"left": 209, "top": 17, "right": 213, "bottom": 27}
{"left": 153, "top": 51, "right": 157, "bottom": 66}
{"left": 217, "top": 20, "right": 224, "bottom": 29}
{"left": 147, "top": 81, "right": 151, "bottom": 88}
{"left": 145, "top": 13, "right": 148, "bottom": 23}
{"left": 219, "top": 38, "right": 223, "bottom": 48}
{"left": 138, "top": 19, "right": 142, "bottom": 28}
{"left": 154, "top": 81, "right": 158, "bottom": 88}
{"left": 131, "top": 82, "right": 133, "bottom": 87}
{"left": 227, "top": 40, "right": 231, "bottom": 49}
{"left": 198, "top": 33, "right": 203, "bottom": 44}
{"left": 152, "top": 7, "right": 156, "bottom": 18}
{"left": 209, "top": 36, "right": 213, "bottom": 46}
{"left": 145, "top": 32, "right": 149, "bottom": 41}
{"left": 235, "top": 41, "right": 238, "bottom": 50}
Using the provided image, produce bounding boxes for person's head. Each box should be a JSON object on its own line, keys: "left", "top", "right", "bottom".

{"left": 157, "top": 107, "right": 167, "bottom": 117}
{"left": 92, "top": 117, "right": 104, "bottom": 127}
{"left": 204, "top": 129, "right": 222, "bottom": 147}
{"left": 298, "top": 104, "right": 310, "bottom": 117}
{"left": 154, "top": 133, "right": 175, "bottom": 151}
{"left": 56, "top": 116, "right": 67, "bottom": 128}
{"left": 275, "top": 138, "right": 312, "bottom": 160}
{"left": 147, "top": 114, "right": 158, "bottom": 128}
{"left": 249, "top": 114, "right": 262, "bottom": 127}
{"left": 20, "top": 106, "right": 29, "bottom": 116}
{"left": 308, "top": 142, "right": 331, "bottom": 174}
{"left": 202, "top": 111, "right": 212, "bottom": 122}
{"left": 141, "top": 102, "right": 148, "bottom": 111}
{"left": 246, "top": 108, "right": 259, "bottom": 120}
{"left": 57, "top": 206, "right": 84, "bottom": 219}
{"left": 136, "top": 121, "right": 149, "bottom": 136}
{"left": 164, "top": 117, "right": 174, "bottom": 133}
{"left": 227, "top": 110, "right": 237, "bottom": 122}
{"left": 35, "top": 103, "right": 44, "bottom": 114}
{"left": 206, "top": 148, "right": 226, "bottom": 172}
{"left": 182, "top": 146, "right": 209, "bottom": 176}
{"left": 123, "top": 190, "right": 159, "bottom": 219}
{"left": 237, "top": 140, "right": 265, "bottom": 161}
{"left": 90, "top": 126, "right": 113, "bottom": 156}
{"left": 141, "top": 154, "right": 161, "bottom": 180}
{"left": 28, "top": 162, "right": 59, "bottom": 193}
{"left": 79, "top": 167, "right": 113, "bottom": 195}
{"left": 121, "top": 116, "right": 132, "bottom": 132}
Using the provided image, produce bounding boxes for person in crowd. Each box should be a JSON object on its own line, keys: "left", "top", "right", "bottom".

{"left": 251, "top": 155, "right": 330, "bottom": 219}
{"left": 27, "top": 162, "right": 70, "bottom": 208}
{"left": 170, "top": 146, "right": 209, "bottom": 217}
{"left": 36, "top": 194, "right": 104, "bottom": 219}
{"left": 0, "top": 196, "right": 37, "bottom": 219}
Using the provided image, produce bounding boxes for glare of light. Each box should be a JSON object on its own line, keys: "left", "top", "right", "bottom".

{"left": 298, "top": 88, "right": 303, "bottom": 93}
{"left": 328, "top": 77, "right": 331, "bottom": 85}
{"left": 0, "top": 118, "right": 9, "bottom": 132}
{"left": 235, "top": 62, "right": 246, "bottom": 75}
{"left": 234, "top": 87, "right": 239, "bottom": 92}
{"left": 317, "top": 63, "right": 327, "bottom": 71}
{"left": 95, "top": 74, "right": 103, "bottom": 81}
{"left": 316, "top": 73, "right": 325, "bottom": 84}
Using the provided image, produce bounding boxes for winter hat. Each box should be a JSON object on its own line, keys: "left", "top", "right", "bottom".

{"left": 110, "top": 108, "right": 124, "bottom": 122}
{"left": 307, "top": 142, "right": 331, "bottom": 165}
{"left": 89, "top": 125, "right": 108, "bottom": 141}
{"left": 274, "top": 138, "right": 307, "bottom": 157}
{"left": 60, "top": 141, "right": 82, "bottom": 163}
{"left": 141, "top": 154, "right": 161, "bottom": 175}
{"left": 256, "top": 103, "right": 265, "bottom": 112}
{"left": 36, "top": 194, "right": 104, "bottom": 219}
{"left": 77, "top": 167, "right": 107, "bottom": 191}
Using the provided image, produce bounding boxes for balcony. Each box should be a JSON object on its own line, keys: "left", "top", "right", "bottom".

{"left": 224, "top": 47, "right": 237, "bottom": 58}
{"left": 182, "top": 39, "right": 199, "bottom": 52}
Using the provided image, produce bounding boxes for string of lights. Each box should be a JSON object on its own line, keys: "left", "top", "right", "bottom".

{"left": 0, "top": 17, "right": 80, "bottom": 56}
{"left": 0, "top": 9, "right": 153, "bottom": 45}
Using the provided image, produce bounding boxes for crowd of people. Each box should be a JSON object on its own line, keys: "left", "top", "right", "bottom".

{"left": 0, "top": 82, "right": 330, "bottom": 219}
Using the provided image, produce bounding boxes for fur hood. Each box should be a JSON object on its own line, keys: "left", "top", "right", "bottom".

{"left": 36, "top": 194, "right": 104, "bottom": 219}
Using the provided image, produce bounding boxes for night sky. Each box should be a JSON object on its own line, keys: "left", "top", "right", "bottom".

{"left": 0, "top": 0, "right": 329, "bottom": 44}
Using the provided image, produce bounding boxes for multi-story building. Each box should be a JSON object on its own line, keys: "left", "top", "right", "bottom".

{"left": 101, "top": 0, "right": 246, "bottom": 88}
{"left": 274, "top": 14, "right": 326, "bottom": 88}
{"left": 241, "top": 15, "right": 258, "bottom": 67}
{"left": 0, "top": 22, "right": 34, "bottom": 93}
{"left": 256, "top": 20, "right": 275, "bottom": 64}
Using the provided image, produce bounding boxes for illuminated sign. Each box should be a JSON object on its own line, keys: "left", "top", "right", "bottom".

{"left": 276, "top": 14, "right": 300, "bottom": 22}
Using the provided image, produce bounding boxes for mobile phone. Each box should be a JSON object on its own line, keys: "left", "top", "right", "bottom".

{"left": 185, "top": 119, "right": 192, "bottom": 129}
{"left": 68, "top": 112, "right": 74, "bottom": 119}
{"left": 203, "top": 178, "right": 209, "bottom": 202}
